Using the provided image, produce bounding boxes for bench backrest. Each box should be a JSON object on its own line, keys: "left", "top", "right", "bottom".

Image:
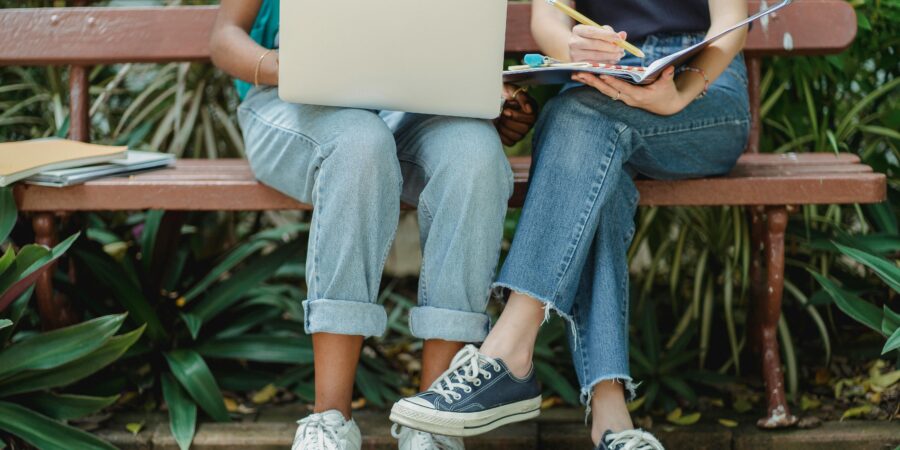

{"left": 0, "top": 1, "right": 857, "bottom": 153}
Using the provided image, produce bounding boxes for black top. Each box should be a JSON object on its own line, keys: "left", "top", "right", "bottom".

{"left": 576, "top": 0, "right": 711, "bottom": 42}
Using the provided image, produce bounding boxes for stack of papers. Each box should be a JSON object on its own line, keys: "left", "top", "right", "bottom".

{"left": 0, "top": 139, "right": 174, "bottom": 188}
{"left": 26, "top": 151, "right": 175, "bottom": 187}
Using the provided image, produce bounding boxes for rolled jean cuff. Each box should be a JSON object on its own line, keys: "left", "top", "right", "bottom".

{"left": 409, "top": 306, "right": 491, "bottom": 343}
{"left": 302, "top": 298, "right": 387, "bottom": 337}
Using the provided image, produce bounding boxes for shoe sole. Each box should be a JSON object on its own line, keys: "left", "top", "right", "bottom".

{"left": 389, "top": 395, "right": 542, "bottom": 437}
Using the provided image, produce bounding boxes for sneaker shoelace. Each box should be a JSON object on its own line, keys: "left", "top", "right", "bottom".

{"left": 429, "top": 345, "right": 501, "bottom": 404}
{"left": 295, "top": 413, "right": 345, "bottom": 450}
{"left": 605, "top": 429, "right": 665, "bottom": 450}
{"left": 391, "top": 424, "right": 462, "bottom": 450}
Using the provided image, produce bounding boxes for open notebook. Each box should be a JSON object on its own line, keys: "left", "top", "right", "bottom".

{"left": 503, "top": 0, "right": 792, "bottom": 86}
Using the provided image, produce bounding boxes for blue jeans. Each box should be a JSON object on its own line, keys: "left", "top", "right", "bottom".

{"left": 238, "top": 88, "right": 513, "bottom": 342}
{"left": 494, "top": 33, "right": 751, "bottom": 404}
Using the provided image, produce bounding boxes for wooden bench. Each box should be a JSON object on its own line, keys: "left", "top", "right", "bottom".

{"left": 0, "top": 1, "right": 884, "bottom": 429}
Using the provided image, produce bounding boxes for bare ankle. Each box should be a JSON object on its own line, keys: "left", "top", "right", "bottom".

{"left": 589, "top": 381, "right": 634, "bottom": 445}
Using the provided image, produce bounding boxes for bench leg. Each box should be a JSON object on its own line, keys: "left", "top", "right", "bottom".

{"left": 748, "top": 207, "right": 766, "bottom": 356}
{"left": 755, "top": 206, "right": 798, "bottom": 428}
{"left": 33, "top": 213, "right": 79, "bottom": 330}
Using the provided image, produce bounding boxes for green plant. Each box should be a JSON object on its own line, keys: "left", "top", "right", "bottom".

{"left": 629, "top": 299, "right": 727, "bottom": 412}
{"left": 0, "top": 187, "right": 143, "bottom": 449}
{"left": 811, "top": 240, "right": 900, "bottom": 357}
{"left": 65, "top": 210, "right": 311, "bottom": 449}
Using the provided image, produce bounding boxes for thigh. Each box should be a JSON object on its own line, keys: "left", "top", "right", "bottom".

{"left": 238, "top": 88, "right": 394, "bottom": 203}
{"left": 386, "top": 112, "right": 511, "bottom": 205}
{"left": 547, "top": 56, "right": 751, "bottom": 181}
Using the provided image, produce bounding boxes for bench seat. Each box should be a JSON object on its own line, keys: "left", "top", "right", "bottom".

{"left": 14, "top": 154, "right": 885, "bottom": 211}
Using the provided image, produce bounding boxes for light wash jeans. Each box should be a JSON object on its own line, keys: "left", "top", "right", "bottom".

{"left": 494, "top": 33, "right": 751, "bottom": 405}
{"left": 238, "top": 87, "right": 513, "bottom": 342}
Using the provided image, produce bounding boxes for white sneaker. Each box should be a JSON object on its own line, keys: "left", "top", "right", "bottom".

{"left": 392, "top": 424, "right": 465, "bottom": 450}
{"left": 292, "top": 410, "right": 362, "bottom": 450}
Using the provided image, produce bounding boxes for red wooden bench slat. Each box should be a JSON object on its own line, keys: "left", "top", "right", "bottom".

{"left": 13, "top": 155, "right": 885, "bottom": 211}
{"left": 0, "top": 1, "right": 856, "bottom": 66}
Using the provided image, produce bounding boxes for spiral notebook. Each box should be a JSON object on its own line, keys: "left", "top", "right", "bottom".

{"left": 503, "top": 0, "right": 792, "bottom": 86}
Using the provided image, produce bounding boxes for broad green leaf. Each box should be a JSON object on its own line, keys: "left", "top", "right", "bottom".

{"left": 181, "top": 312, "right": 203, "bottom": 340}
{"left": 194, "top": 335, "right": 313, "bottom": 364}
{"left": 0, "top": 244, "right": 50, "bottom": 293}
{"left": 0, "top": 314, "right": 126, "bottom": 380}
{"left": 181, "top": 239, "right": 268, "bottom": 303}
{"left": 0, "top": 319, "right": 10, "bottom": 331}
{"left": 189, "top": 239, "right": 303, "bottom": 322}
{"left": 534, "top": 360, "right": 579, "bottom": 405}
{"left": 73, "top": 249, "right": 166, "bottom": 341}
{"left": 355, "top": 365, "right": 384, "bottom": 407}
{"left": 161, "top": 373, "right": 197, "bottom": 450}
{"left": 16, "top": 392, "right": 119, "bottom": 421}
{"left": 0, "top": 187, "right": 16, "bottom": 244}
{"left": 833, "top": 242, "right": 900, "bottom": 293}
{"left": 0, "top": 401, "right": 117, "bottom": 450}
{"left": 0, "top": 247, "right": 14, "bottom": 275}
{"left": 164, "top": 350, "right": 230, "bottom": 422}
{"left": 883, "top": 306, "right": 900, "bottom": 335}
{"left": 810, "top": 271, "right": 883, "bottom": 334}
{"left": 140, "top": 210, "right": 165, "bottom": 273}
{"left": 0, "top": 326, "right": 145, "bottom": 397}
{"left": 661, "top": 376, "right": 697, "bottom": 403}
{"left": 0, "top": 287, "right": 32, "bottom": 343}
{"left": 883, "top": 327, "right": 900, "bottom": 355}
{"left": 0, "top": 234, "right": 79, "bottom": 314}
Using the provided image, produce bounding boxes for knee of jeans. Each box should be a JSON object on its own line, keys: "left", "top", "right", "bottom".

{"left": 327, "top": 111, "right": 401, "bottom": 187}
{"left": 435, "top": 120, "right": 513, "bottom": 199}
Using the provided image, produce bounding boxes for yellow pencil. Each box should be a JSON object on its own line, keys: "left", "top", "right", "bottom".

{"left": 546, "top": 0, "right": 645, "bottom": 59}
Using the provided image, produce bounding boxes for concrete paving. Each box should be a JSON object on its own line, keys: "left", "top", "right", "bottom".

{"left": 94, "top": 405, "right": 900, "bottom": 450}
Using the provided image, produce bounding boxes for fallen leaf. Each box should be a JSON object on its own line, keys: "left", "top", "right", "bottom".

{"left": 351, "top": 398, "right": 367, "bottom": 410}
{"left": 733, "top": 398, "right": 753, "bottom": 413}
{"left": 666, "top": 408, "right": 682, "bottom": 422}
{"left": 709, "top": 398, "right": 725, "bottom": 408}
{"left": 541, "top": 396, "right": 563, "bottom": 409}
{"left": 666, "top": 408, "right": 701, "bottom": 426}
{"left": 224, "top": 397, "right": 239, "bottom": 413}
{"left": 800, "top": 395, "right": 821, "bottom": 411}
{"left": 718, "top": 419, "right": 738, "bottom": 428}
{"left": 814, "top": 368, "right": 831, "bottom": 386}
{"left": 125, "top": 422, "right": 144, "bottom": 436}
{"left": 627, "top": 396, "right": 646, "bottom": 412}
{"left": 840, "top": 404, "right": 873, "bottom": 421}
{"left": 870, "top": 370, "right": 900, "bottom": 390}
{"left": 251, "top": 384, "right": 279, "bottom": 405}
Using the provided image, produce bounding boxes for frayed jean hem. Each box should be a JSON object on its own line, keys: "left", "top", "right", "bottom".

{"left": 581, "top": 375, "right": 639, "bottom": 423}
{"left": 491, "top": 281, "right": 580, "bottom": 348}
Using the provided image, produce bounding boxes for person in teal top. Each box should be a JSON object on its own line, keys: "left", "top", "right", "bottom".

{"left": 234, "top": 0, "right": 278, "bottom": 99}
{"left": 209, "top": 1, "right": 537, "bottom": 449}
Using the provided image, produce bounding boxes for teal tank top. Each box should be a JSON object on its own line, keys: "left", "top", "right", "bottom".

{"left": 235, "top": 0, "right": 280, "bottom": 100}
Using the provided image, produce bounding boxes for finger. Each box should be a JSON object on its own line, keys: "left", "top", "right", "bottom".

{"left": 599, "top": 75, "right": 643, "bottom": 99}
{"left": 573, "top": 24, "right": 621, "bottom": 42}
{"left": 499, "top": 126, "right": 523, "bottom": 143}
{"left": 500, "top": 119, "right": 532, "bottom": 134}
{"left": 573, "top": 73, "right": 632, "bottom": 103}
{"left": 503, "top": 108, "right": 535, "bottom": 123}
{"left": 571, "top": 49, "right": 625, "bottom": 64}
{"left": 513, "top": 91, "right": 533, "bottom": 114}
{"left": 572, "top": 37, "right": 623, "bottom": 55}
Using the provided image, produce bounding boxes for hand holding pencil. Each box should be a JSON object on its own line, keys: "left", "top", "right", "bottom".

{"left": 546, "top": 0, "right": 645, "bottom": 59}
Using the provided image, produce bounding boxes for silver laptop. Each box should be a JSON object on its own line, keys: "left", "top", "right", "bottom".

{"left": 278, "top": 0, "right": 507, "bottom": 119}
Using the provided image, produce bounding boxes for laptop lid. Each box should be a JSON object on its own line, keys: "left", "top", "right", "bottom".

{"left": 278, "top": 0, "right": 507, "bottom": 119}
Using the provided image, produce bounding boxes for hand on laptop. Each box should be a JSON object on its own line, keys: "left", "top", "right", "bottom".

{"left": 495, "top": 84, "right": 537, "bottom": 146}
{"left": 569, "top": 25, "right": 627, "bottom": 64}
